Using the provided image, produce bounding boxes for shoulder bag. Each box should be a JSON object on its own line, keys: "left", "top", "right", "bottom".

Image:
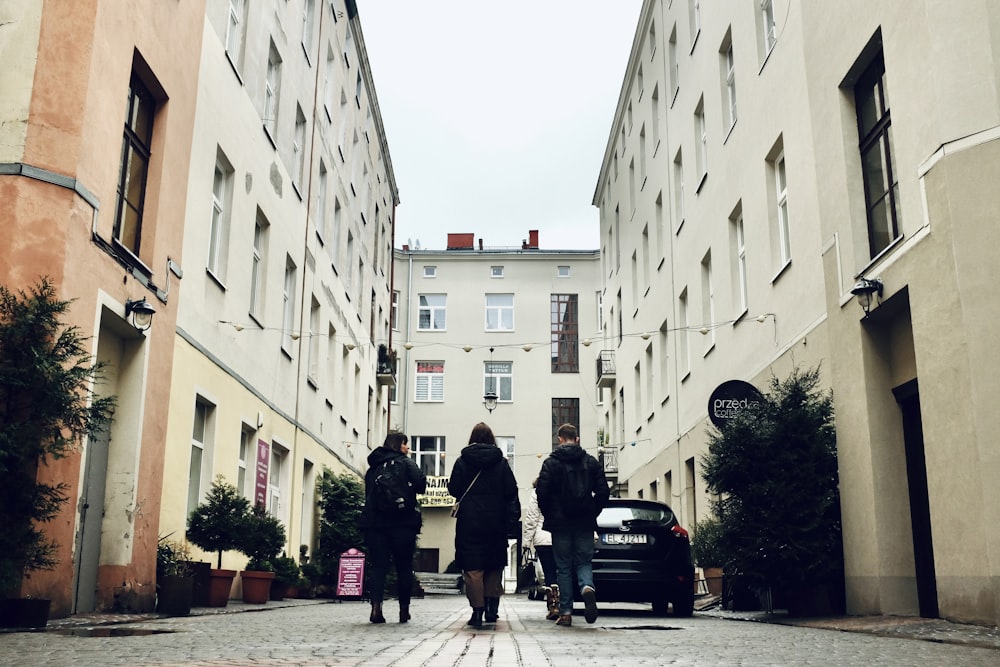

{"left": 450, "top": 471, "right": 481, "bottom": 518}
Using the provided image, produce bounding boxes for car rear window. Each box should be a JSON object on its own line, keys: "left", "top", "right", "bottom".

{"left": 599, "top": 505, "right": 673, "bottom": 525}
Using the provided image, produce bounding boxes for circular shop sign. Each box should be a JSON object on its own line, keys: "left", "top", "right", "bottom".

{"left": 708, "top": 380, "right": 764, "bottom": 429}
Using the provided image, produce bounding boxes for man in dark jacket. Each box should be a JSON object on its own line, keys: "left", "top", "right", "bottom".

{"left": 359, "top": 431, "right": 427, "bottom": 624}
{"left": 536, "top": 423, "right": 610, "bottom": 626}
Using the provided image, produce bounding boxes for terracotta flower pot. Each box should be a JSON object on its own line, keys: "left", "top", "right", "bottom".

{"left": 207, "top": 569, "right": 237, "bottom": 607}
{"left": 241, "top": 570, "right": 275, "bottom": 604}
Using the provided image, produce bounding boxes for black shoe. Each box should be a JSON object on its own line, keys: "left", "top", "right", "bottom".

{"left": 370, "top": 602, "right": 386, "bottom": 624}
{"left": 468, "top": 607, "right": 484, "bottom": 628}
{"left": 582, "top": 586, "right": 598, "bottom": 624}
{"left": 399, "top": 604, "right": 410, "bottom": 623}
{"left": 484, "top": 597, "right": 499, "bottom": 622}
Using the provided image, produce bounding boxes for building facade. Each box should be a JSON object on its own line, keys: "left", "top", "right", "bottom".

{"left": 597, "top": 0, "right": 1000, "bottom": 626}
{"left": 157, "top": 0, "right": 398, "bottom": 589}
{"left": 0, "top": 0, "right": 205, "bottom": 615}
{"left": 391, "top": 232, "right": 602, "bottom": 573}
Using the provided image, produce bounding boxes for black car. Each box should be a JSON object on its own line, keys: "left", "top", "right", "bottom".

{"left": 591, "top": 497, "right": 695, "bottom": 616}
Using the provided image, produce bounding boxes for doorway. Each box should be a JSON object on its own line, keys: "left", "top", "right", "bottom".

{"left": 892, "top": 379, "right": 939, "bottom": 618}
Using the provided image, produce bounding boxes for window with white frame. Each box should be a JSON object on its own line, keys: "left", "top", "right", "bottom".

{"left": 391, "top": 290, "right": 399, "bottom": 330}
{"left": 250, "top": 211, "right": 267, "bottom": 318}
{"left": 484, "top": 360, "right": 513, "bottom": 402}
{"left": 485, "top": 294, "right": 514, "bottom": 331}
{"left": 732, "top": 208, "right": 748, "bottom": 314}
{"left": 208, "top": 153, "right": 233, "bottom": 280}
{"left": 418, "top": 294, "right": 446, "bottom": 330}
{"left": 774, "top": 150, "right": 791, "bottom": 265}
{"left": 238, "top": 425, "right": 253, "bottom": 499}
{"left": 695, "top": 98, "right": 708, "bottom": 183}
{"left": 679, "top": 288, "right": 690, "bottom": 377}
{"left": 689, "top": 0, "right": 701, "bottom": 47}
{"left": 723, "top": 37, "right": 737, "bottom": 131}
{"left": 268, "top": 443, "right": 288, "bottom": 518}
{"left": 264, "top": 41, "right": 282, "bottom": 139}
{"left": 673, "top": 149, "right": 685, "bottom": 229}
{"left": 293, "top": 106, "right": 306, "bottom": 191}
{"left": 557, "top": 265, "right": 570, "bottom": 278}
{"left": 387, "top": 357, "right": 399, "bottom": 403}
{"left": 308, "top": 296, "right": 321, "bottom": 382}
{"left": 187, "top": 399, "right": 214, "bottom": 515}
{"left": 491, "top": 265, "right": 504, "bottom": 278}
{"left": 669, "top": 25, "right": 679, "bottom": 102}
{"left": 282, "top": 257, "right": 297, "bottom": 355}
{"left": 415, "top": 361, "right": 444, "bottom": 401}
{"left": 701, "top": 251, "right": 715, "bottom": 350}
{"left": 423, "top": 265, "right": 437, "bottom": 278}
{"left": 316, "top": 162, "right": 329, "bottom": 242}
{"left": 301, "top": 0, "right": 316, "bottom": 55}
{"left": 651, "top": 85, "right": 661, "bottom": 148}
{"left": 413, "top": 436, "right": 445, "bottom": 476}
{"left": 760, "top": 0, "right": 777, "bottom": 56}
{"left": 225, "top": 0, "right": 248, "bottom": 72}
{"left": 496, "top": 436, "right": 515, "bottom": 472}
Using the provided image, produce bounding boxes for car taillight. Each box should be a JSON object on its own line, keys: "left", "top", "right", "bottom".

{"left": 671, "top": 525, "right": 689, "bottom": 539}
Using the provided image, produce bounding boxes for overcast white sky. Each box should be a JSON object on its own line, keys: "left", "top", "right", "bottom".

{"left": 357, "top": 1, "right": 643, "bottom": 251}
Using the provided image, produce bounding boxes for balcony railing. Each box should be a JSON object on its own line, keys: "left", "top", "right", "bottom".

{"left": 596, "top": 350, "right": 616, "bottom": 388}
{"left": 376, "top": 344, "right": 397, "bottom": 387}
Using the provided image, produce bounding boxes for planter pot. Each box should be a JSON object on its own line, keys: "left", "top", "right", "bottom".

{"left": 157, "top": 575, "right": 194, "bottom": 616}
{"left": 188, "top": 561, "right": 212, "bottom": 607}
{"left": 241, "top": 570, "right": 275, "bottom": 604}
{"left": 207, "top": 569, "right": 237, "bottom": 607}
{"left": 0, "top": 598, "right": 50, "bottom": 628}
{"left": 270, "top": 581, "right": 290, "bottom": 601}
{"left": 702, "top": 567, "right": 724, "bottom": 596}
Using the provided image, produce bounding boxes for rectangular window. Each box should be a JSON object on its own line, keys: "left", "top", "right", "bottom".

{"left": 679, "top": 288, "right": 690, "bottom": 377}
{"left": 301, "top": 0, "right": 316, "bottom": 54}
{"left": 344, "top": 231, "right": 354, "bottom": 290}
{"left": 658, "top": 319, "right": 670, "bottom": 397}
{"left": 669, "top": 25, "right": 679, "bottom": 102}
{"left": 723, "top": 37, "right": 737, "bottom": 131}
{"left": 308, "top": 297, "right": 321, "bottom": 382}
{"left": 239, "top": 426, "right": 253, "bottom": 499}
{"left": 557, "top": 265, "right": 570, "bottom": 278}
{"left": 418, "top": 294, "right": 446, "bottom": 330}
{"left": 550, "top": 294, "right": 579, "bottom": 373}
{"left": 282, "top": 257, "right": 297, "bottom": 355}
{"left": 651, "top": 85, "right": 661, "bottom": 148}
{"left": 689, "top": 0, "right": 701, "bottom": 46}
{"left": 413, "top": 436, "right": 445, "bottom": 476}
{"left": 485, "top": 293, "right": 514, "bottom": 331}
{"left": 639, "top": 126, "right": 647, "bottom": 186}
{"left": 761, "top": 0, "right": 777, "bottom": 55}
{"left": 387, "top": 357, "right": 399, "bottom": 403}
{"left": 390, "top": 290, "right": 400, "bottom": 330}
{"left": 485, "top": 360, "right": 513, "bottom": 402}
{"left": 423, "top": 265, "right": 437, "bottom": 278}
{"left": 316, "top": 161, "right": 329, "bottom": 243}
{"left": 732, "top": 209, "right": 748, "bottom": 314}
{"left": 695, "top": 98, "right": 708, "bottom": 183}
{"left": 774, "top": 151, "right": 791, "bottom": 265}
{"left": 673, "top": 149, "right": 685, "bottom": 230}
{"left": 550, "top": 399, "right": 580, "bottom": 449}
{"left": 415, "top": 361, "right": 444, "bottom": 402}
{"left": 114, "top": 76, "right": 155, "bottom": 256}
{"left": 187, "top": 400, "right": 214, "bottom": 515}
{"left": 855, "top": 52, "right": 901, "bottom": 258}
{"left": 701, "top": 251, "right": 715, "bottom": 350}
{"left": 264, "top": 41, "right": 282, "bottom": 139}
{"left": 294, "top": 106, "right": 306, "bottom": 190}
{"left": 225, "top": 0, "right": 248, "bottom": 72}
{"left": 491, "top": 265, "right": 504, "bottom": 278}
{"left": 208, "top": 153, "right": 234, "bottom": 279}
{"left": 496, "top": 436, "right": 515, "bottom": 472}
{"left": 268, "top": 444, "right": 287, "bottom": 517}
{"left": 250, "top": 212, "right": 267, "bottom": 318}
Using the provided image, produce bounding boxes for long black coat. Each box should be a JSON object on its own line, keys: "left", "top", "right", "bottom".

{"left": 359, "top": 446, "right": 427, "bottom": 532}
{"left": 447, "top": 443, "right": 520, "bottom": 571}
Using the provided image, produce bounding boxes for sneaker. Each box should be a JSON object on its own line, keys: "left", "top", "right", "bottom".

{"left": 581, "top": 586, "right": 598, "bottom": 624}
{"left": 555, "top": 614, "right": 572, "bottom": 626}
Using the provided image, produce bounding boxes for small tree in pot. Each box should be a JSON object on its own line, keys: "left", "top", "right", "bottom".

{"left": 0, "top": 279, "right": 115, "bottom": 627}
{"left": 186, "top": 476, "right": 250, "bottom": 606}
{"left": 237, "top": 504, "right": 286, "bottom": 603}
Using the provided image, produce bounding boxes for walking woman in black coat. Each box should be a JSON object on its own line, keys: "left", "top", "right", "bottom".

{"left": 359, "top": 431, "right": 426, "bottom": 624}
{"left": 447, "top": 422, "right": 520, "bottom": 627}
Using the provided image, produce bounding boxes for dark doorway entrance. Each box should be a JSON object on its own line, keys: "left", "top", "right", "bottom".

{"left": 892, "top": 379, "right": 939, "bottom": 618}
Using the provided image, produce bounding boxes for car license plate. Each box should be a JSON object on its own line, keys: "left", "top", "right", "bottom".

{"left": 603, "top": 533, "right": 647, "bottom": 545}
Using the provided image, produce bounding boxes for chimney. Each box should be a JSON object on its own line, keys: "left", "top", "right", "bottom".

{"left": 528, "top": 229, "right": 539, "bottom": 249}
{"left": 478, "top": 238, "right": 483, "bottom": 250}
{"left": 447, "top": 233, "right": 475, "bottom": 250}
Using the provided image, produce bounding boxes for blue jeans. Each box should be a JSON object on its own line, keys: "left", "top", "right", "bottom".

{"left": 551, "top": 527, "right": 595, "bottom": 615}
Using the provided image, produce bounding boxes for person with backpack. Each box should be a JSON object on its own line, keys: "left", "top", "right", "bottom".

{"left": 536, "top": 423, "right": 610, "bottom": 626}
{"left": 360, "top": 431, "right": 427, "bottom": 624}
{"left": 447, "top": 422, "right": 520, "bottom": 628}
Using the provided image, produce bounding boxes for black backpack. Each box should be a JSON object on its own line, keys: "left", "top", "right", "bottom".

{"left": 370, "top": 458, "right": 413, "bottom": 514}
{"left": 561, "top": 458, "right": 595, "bottom": 517}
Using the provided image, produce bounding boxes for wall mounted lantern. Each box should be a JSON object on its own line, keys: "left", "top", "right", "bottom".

{"left": 483, "top": 346, "right": 498, "bottom": 413}
{"left": 124, "top": 297, "right": 156, "bottom": 331}
{"left": 850, "top": 277, "right": 883, "bottom": 317}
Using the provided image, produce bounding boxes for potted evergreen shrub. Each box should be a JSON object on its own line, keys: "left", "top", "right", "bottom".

{"left": 0, "top": 279, "right": 115, "bottom": 628}
{"left": 691, "top": 517, "right": 726, "bottom": 596}
{"left": 238, "top": 504, "right": 286, "bottom": 604}
{"left": 702, "top": 366, "right": 844, "bottom": 616}
{"left": 270, "top": 555, "right": 300, "bottom": 600}
{"left": 156, "top": 537, "right": 194, "bottom": 616}
{"left": 186, "top": 476, "right": 250, "bottom": 607}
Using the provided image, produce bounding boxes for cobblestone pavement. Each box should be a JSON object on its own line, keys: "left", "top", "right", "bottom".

{"left": 1, "top": 594, "right": 998, "bottom": 666}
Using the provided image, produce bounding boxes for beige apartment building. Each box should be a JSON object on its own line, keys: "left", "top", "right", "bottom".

{"left": 597, "top": 0, "right": 1000, "bottom": 626}
{"left": 391, "top": 232, "right": 602, "bottom": 573}
{"left": 157, "top": 0, "right": 398, "bottom": 592}
{"left": 0, "top": 0, "right": 205, "bottom": 615}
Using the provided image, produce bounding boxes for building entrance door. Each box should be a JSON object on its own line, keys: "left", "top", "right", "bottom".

{"left": 892, "top": 379, "right": 938, "bottom": 618}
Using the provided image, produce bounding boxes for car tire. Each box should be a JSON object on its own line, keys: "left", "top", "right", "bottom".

{"left": 671, "top": 591, "right": 695, "bottom": 617}
{"left": 652, "top": 598, "right": 670, "bottom": 616}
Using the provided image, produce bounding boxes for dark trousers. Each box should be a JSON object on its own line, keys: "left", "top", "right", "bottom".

{"left": 365, "top": 528, "right": 417, "bottom": 605}
{"left": 536, "top": 545, "right": 557, "bottom": 586}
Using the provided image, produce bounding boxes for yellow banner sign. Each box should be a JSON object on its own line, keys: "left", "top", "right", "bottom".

{"left": 418, "top": 476, "right": 456, "bottom": 508}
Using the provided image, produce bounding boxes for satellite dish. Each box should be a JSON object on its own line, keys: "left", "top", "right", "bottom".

{"left": 414, "top": 238, "right": 421, "bottom": 250}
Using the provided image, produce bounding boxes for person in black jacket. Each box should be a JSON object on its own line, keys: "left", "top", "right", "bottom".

{"left": 447, "top": 422, "right": 520, "bottom": 628}
{"left": 536, "top": 423, "right": 610, "bottom": 626}
{"left": 359, "top": 431, "right": 427, "bottom": 624}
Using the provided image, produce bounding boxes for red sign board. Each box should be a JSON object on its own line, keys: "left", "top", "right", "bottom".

{"left": 255, "top": 439, "right": 270, "bottom": 507}
{"left": 336, "top": 548, "right": 366, "bottom": 598}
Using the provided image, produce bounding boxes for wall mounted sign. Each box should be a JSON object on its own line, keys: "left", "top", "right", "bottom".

{"left": 708, "top": 380, "right": 764, "bottom": 428}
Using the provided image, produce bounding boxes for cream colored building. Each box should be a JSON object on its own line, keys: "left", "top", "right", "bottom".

{"left": 597, "top": 0, "right": 1000, "bottom": 626}
{"left": 391, "top": 232, "right": 602, "bottom": 573}
{"left": 158, "top": 0, "right": 398, "bottom": 585}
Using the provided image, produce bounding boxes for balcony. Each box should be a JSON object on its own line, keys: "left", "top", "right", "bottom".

{"left": 376, "top": 344, "right": 396, "bottom": 387}
{"left": 596, "top": 350, "right": 616, "bottom": 388}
